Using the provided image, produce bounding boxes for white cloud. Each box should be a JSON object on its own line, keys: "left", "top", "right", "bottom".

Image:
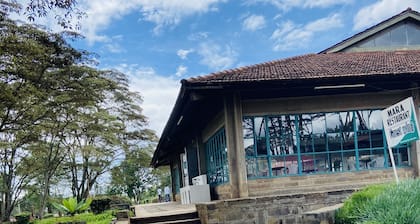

{"left": 243, "top": 0, "right": 352, "bottom": 11}
{"left": 353, "top": 0, "right": 420, "bottom": 31}
{"left": 198, "top": 42, "right": 238, "bottom": 70}
{"left": 175, "top": 65, "right": 188, "bottom": 77}
{"left": 24, "top": 0, "right": 228, "bottom": 43}
{"left": 188, "top": 32, "right": 210, "bottom": 41}
{"left": 242, "top": 14, "right": 266, "bottom": 31}
{"left": 114, "top": 64, "right": 180, "bottom": 137}
{"left": 177, "top": 49, "right": 194, "bottom": 59}
{"left": 271, "top": 14, "right": 342, "bottom": 51}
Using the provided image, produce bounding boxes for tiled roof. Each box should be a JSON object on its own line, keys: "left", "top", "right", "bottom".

{"left": 184, "top": 50, "right": 420, "bottom": 85}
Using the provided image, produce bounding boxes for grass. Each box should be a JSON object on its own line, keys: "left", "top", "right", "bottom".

{"left": 335, "top": 179, "right": 420, "bottom": 224}
{"left": 33, "top": 210, "right": 114, "bottom": 224}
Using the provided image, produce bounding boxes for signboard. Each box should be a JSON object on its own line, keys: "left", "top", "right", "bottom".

{"left": 382, "top": 97, "right": 420, "bottom": 148}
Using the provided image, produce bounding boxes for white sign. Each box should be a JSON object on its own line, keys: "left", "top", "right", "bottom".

{"left": 382, "top": 97, "right": 420, "bottom": 148}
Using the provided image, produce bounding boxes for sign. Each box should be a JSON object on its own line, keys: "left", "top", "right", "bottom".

{"left": 382, "top": 97, "right": 420, "bottom": 148}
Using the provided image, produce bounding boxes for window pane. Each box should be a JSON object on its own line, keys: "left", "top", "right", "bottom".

{"left": 254, "top": 117, "right": 267, "bottom": 155}
{"left": 369, "top": 110, "right": 383, "bottom": 130}
{"left": 244, "top": 138, "right": 255, "bottom": 156}
{"left": 342, "top": 132, "right": 355, "bottom": 150}
{"left": 326, "top": 112, "right": 341, "bottom": 132}
{"left": 242, "top": 117, "right": 254, "bottom": 138}
{"left": 356, "top": 110, "right": 370, "bottom": 131}
{"left": 343, "top": 152, "right": 357, "bottom": 171}
{"left": 389, "top": 24, "right": 407, "bottom": 46}
{"left": 313, "top": 134, "right": 327, "bottom": 152}
{"left": 300, "top": 134, "right": 313, "bottom": 153}
{"left": 246, "top": 157, "right": 257, "bottom": 178}
{"left": 371, "top": 130, "right": 384, "bottom": 148}
{"left": 357, "top": 131, "right": 371, "bottom": 149}
{"left": 406, "top": 22, "right": 420, "bottom": 45}
{"left": 256, "top": 157, "right": 269, "bottom": 177}
{"left": 301, "top": 154, "right": 316, "bottom": 173}
{"left": 312, "top": 113, "right": 326, "bottom": 133}
{"left": 328, "top": 133, "right": 342, "bottom": 151}
{"left": 271, "top": 156, "right": 286, "bottom": 176}
{"left": 374, "top": 31, "right": 391, "bottom": 46}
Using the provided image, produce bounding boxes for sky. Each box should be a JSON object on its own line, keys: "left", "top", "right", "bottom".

{"left": 13, "top": 0, "right": 420, "bottom": 137}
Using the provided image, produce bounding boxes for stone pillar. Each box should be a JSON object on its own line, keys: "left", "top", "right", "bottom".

{"left": 411, "top": 87, "right": 420, "bottom": 177}
{"left": 224, "top": 93, "right": 249, "bottom": 198}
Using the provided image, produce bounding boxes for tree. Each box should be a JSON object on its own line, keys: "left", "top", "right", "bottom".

{"left": 0, "top": 0, "right": 84, "bottom": 29}
{"left": 110, "top": 146, "right": 159, "bottom": 204}
{"left": 0, "top": 16, "right": 106, "bottom": 221}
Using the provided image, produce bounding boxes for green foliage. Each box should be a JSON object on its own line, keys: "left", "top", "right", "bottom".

{"left": 15, "top": 213, "right": 32, "bottom": 224}
{"left": 90, "top": 195, "right": 132, "bottom": 214}
{"left": 335, "top": 184, "right": 388, "bottom": 224}
{"left": 33, "top": 211, "right": 114, "bottom": 224}
{"left": 336, "top": 179, "right": 420, "bottom": 224}
{"left": 52, "top": 197, "right": 92, "bottom": 216}
{"left": 357, "top": 179, "right": 420, "bottom": 224}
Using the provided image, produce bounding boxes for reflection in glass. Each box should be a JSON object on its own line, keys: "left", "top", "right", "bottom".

{"left": 356, "top": 110, "right": 370, "bottom": 131}
{"left": 243, "top": 138, "right": 255, "bottom": 156}
{"left": 254, "top": 117, "right": 267, "bottom": 155}
{"left": 313, "top": 134, "right": 327, "bottom": 152}
{"left": 369, "top": 110, "right": 383, "bottom": 130}
{"left": 242, "top": 117, "right": 254, "bottom": 138}
{"left": 257, "top": 157, "right": 269, "bottom": 177}
{"left": 246, "top": 158, "right": 257, "bottom": 178}
{"left": 326, "top": 113, "right": 341, "bottom": 132}
{"left": 328, "top": 133, "right": 342, "bottom": 151}
{"left": 312, "top": 114, "right": 326, "bottom": 133}
{"left": 342, "top": 132, "right": 355, "bottom": 150}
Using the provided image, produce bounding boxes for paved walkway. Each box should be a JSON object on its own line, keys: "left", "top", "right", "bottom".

{"left": 132, "top": 202, "right": 197, "bottom": 218}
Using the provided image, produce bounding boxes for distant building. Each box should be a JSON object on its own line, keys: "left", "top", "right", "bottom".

{"left": 151, "top": 8, "right": 420, "bottom": 201}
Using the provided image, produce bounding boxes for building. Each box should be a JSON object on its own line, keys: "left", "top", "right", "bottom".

{"left": 151, "top": 8, "right": 420, "bottom": 201}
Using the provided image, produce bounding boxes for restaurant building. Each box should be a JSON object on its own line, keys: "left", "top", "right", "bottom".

{"left": 151, "top": 8, "right": 420, "bottom": 201}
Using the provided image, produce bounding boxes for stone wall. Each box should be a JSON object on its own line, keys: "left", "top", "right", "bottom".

{"left": 196, "top": 189, "right": 354, "bottom": 224}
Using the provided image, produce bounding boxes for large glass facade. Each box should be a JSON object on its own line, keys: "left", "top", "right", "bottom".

{"left": 205, "top": 128, "right": 229, "bottom": 185}
{"left": 243, "top": 110, "right": 411, "bottom": 179}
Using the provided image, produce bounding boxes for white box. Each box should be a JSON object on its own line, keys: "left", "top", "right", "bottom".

{"left": 180, "top": 184, "right": 211, "bottom": 204}
{"left": 192, "top": 174, "right": 207, "bottom": 185}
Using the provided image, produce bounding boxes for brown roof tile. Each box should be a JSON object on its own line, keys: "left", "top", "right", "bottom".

{"left": 184, "top": 50, "right": 420, "bottom": 84}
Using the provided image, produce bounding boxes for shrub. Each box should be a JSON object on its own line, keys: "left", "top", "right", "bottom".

{"left": 91, "top": 195, "right": 131, "bottom": 214}
{"left": 52, "top": 197, "right": 92, "bottom": 216}
{"left": 335, "top": 184, "right": 388, "bottom": 224}
{"left": 357, "top": 179, "right": 420, "bottom": 224}
{"left": 90, "top": 198, "right": 111, "bottom": 214}
{"left": 336, "top": 179, "right": 420, "bottom": 224}
{"left": 33, "top": 211, "right": 114, "bottom": 224}
{"left": 15, "top": 213, "right": 32, "bottom": 224}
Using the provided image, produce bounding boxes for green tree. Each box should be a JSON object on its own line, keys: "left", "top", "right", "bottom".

{"left": 110, "top": 146, "right": 159, "bottom": 203}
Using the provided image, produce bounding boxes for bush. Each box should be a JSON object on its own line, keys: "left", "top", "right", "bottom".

{"left": 335, "top": 184, "right": 388, "bottom": 224}
{"left": 357, "top": 179, "right": 420, "bottom": 224}
{"left": 15, "top": 213, "right": 32, "bottom": 224}
{"left": 90, "top": 195, "right": 131, "bottom": 214}
{"left": 33, "top": 211, "right": 114, "bottom": 224}
{"left": 90, "top": 198, "right": 111, "bottom": 214}
{"left": 336, "top": 179, "right": 420, "bottom": 224}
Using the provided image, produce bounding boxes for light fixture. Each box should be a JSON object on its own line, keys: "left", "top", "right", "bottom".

{"left": 314, "top": 83, "right": 365, "bottom": 90}
{"left": 176, "top": 115, "right": 184, "bottom": 126}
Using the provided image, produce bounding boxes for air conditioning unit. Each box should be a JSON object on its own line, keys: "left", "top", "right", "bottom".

{"left": 192, "top": 174, "right": 207, "bottom": 185}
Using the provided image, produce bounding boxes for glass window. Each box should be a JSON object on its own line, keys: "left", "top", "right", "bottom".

{"left": 242, "top": 109, "right": 410, "bottom": 179}
{"left": 205, "top": 128, "right": 229, "bottom": 186}
{"left": 407, "top": 22, "right": 420, "bottom": 45}
{"left": 390, "top": 24, "right": 407, "bottom": 46}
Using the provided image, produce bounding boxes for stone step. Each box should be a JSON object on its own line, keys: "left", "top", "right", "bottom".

{"left": 130, "top": 211, "right": 199, "bottom": 224}
{"left": 302, "top": 203, "right": 343, "bottom": 224}
{"left": 143, "top": 218, "right": 201, "bottom": 224}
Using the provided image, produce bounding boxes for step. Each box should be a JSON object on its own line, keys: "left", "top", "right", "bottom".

{"left": 144, "top": 218, "right": 201, "bottom": 224}
{"left": 130, "top": 211, "right": 199, "bottom": 224}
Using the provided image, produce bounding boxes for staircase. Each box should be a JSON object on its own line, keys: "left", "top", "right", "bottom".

{"left": 130, "top": 211, "right": 201, "bottom": 224}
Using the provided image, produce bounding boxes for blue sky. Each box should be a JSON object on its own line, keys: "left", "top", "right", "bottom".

{"left": 13, "top": 0, "right": 420, "bottom": 136}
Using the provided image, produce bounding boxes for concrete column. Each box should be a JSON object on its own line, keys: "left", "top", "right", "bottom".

{"left": 224, "top": 93, "right": 249, "bottom": 198}
{"left": 411, "top": 87, "right": 420, "bottom": 177}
